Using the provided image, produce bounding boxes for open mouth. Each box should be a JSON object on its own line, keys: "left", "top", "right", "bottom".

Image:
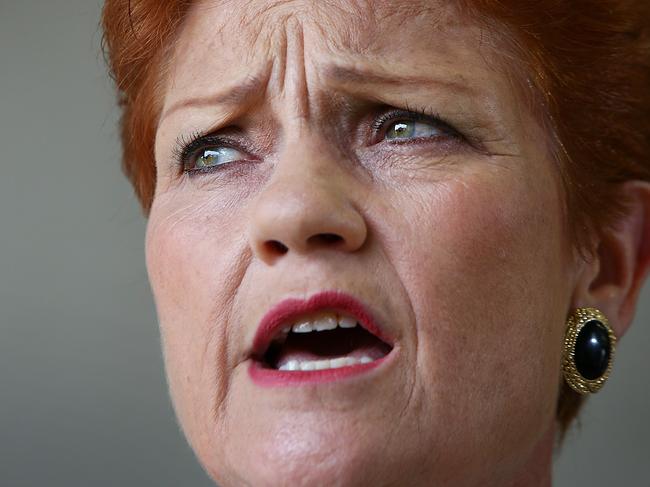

{"left": 248, "top": 291, "right": 396, "bottom": 385}
{"left": 257, "top": 311, "right": 393, "bottom": 372}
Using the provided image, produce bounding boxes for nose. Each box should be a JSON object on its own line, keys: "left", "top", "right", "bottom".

{"left": 247, "top": 145, "right": 367, "bottom": 265}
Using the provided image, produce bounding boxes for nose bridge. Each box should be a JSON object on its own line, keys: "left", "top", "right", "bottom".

{"left": 277, "top": 133, "right": 338, "bottom": 188}
{"left": 247, "top": 134, "right": 367, "bottom": 264}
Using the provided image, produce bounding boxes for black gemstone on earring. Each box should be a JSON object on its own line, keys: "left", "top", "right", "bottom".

{"left": 574, "top": 320, "right": 611, "bottom": 380}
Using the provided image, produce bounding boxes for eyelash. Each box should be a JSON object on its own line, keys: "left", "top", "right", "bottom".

{"left": 370, "top": 104, "right": 463, "bottom": 143}
{"left": 171, "top": 133, "right": 250, "bottom": 175}
{"left": 172, "top": 106, "right": 464, "bottom": 175}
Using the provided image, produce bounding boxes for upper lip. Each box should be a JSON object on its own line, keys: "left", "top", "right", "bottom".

{"left": 250, "top": 290, "right": 393, "bottom": 360}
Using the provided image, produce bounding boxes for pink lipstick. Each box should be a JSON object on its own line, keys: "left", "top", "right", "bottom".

{"left": 248, "top": 290, "right": 394, "bottom": 386}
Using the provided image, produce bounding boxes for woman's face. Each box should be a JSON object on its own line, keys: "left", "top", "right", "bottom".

{"left": 148, "top": 1, "right": 575, "bottom": 485}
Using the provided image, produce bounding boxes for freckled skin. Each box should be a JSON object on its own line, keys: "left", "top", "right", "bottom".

{"left": 147, "top": 1, "right": 576, "bottom": 486}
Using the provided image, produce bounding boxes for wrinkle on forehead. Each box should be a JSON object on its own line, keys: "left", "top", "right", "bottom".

{"left": 162, "top": 0, "right": 519, "bottom": 136}
{"left": 163, "top": 2, "right": 518, "bottom": 131}
{"left": 187, "top": 0, "right": 458, "bottom": 57}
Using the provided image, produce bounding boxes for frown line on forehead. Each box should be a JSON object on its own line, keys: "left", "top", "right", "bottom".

{"left": 159, "top": 61, "right": 478, "bottom": 126}
{"left": 192, "top": 0, "right": 455, "bottom": 51}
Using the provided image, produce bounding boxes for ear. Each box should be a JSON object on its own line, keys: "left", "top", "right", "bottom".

{"left": 572, "top": 181, "right": 650, "bottom": 339}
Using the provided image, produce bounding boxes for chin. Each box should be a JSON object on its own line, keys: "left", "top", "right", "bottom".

{"left": 203, "top": 427, "right": 393, "bottom": 487}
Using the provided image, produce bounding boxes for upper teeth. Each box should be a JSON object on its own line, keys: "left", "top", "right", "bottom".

{"left": 291, "top": 313, "right": 358, "bottom": 334}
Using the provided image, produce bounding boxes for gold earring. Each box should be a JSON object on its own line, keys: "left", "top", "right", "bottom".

{"left": 562, "top": 307, "right": 617, "bottom": 394}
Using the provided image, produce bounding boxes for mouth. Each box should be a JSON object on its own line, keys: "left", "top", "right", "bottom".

{"left": 249, "top": 291, "right": 395, "bottom": 385}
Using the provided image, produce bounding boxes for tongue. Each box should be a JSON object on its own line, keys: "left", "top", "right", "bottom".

{"left": 271, "top": 327, "right": 391, "bottom": 369}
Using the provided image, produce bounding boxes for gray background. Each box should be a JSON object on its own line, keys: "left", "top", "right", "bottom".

{"left": 1, "top": 1, "right": 648, "bottom": 486}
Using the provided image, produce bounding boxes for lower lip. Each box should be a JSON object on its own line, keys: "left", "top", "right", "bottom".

{"left": 248, "top": 355, "right": 390, "bottom": 387}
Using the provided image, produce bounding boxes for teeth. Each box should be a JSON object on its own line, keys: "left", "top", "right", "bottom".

{"left": 313, "top": 314, "right": 337, "bottom": 331}
{"left": 292, "top": 319, "right": 314, "bottom": 333}
{"left": 301, "top": 361, "right": 316, "bottom": 371}
{"left": 338, "top": 315, "right": 358, "bottom": 328}
{"left": 282, "top": 360, "right": 300, "bottom": 371}
{"left": 330, "top": 357, "right": 348, "bottom": 368}
{"left": 277, "top": 355, "right": 374, "bottom": 371}
{"left": 289, "top": 313, "right": 358, "bottom": 334}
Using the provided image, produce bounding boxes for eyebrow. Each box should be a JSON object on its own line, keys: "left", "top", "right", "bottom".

{"left": 159, "top": 63, "right": 476, "bottom": 124}
{"left": 323, "top": 64, "right": 477, "bottom": 95}
{"left": 159, "top": 71, "right": 270, "bottom": 123}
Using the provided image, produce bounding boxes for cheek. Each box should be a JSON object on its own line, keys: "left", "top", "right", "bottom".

{"left": 389, "top": 169, "right": 570, "bottom": 463}
{"left": 144, "top": 194, "right": 247, "bottom": 450}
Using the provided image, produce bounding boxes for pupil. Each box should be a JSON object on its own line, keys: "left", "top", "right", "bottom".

{"left": 389, "top": 121, "right": 414, "bottom": 139}
{"left": 200, "top": 151, "right": 218, "bottom": 166}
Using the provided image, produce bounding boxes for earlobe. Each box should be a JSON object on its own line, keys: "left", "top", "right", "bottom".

{"left": 571, "top": 180, "right": 650, "bottom": 339}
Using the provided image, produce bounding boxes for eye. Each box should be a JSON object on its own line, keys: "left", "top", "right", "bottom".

{"left": 173, "top": 132, "right": 252, "bottom": 175}
{"left": 384, "top": 120, "right": 444, "bottom": 141}
{"left": 192, "top": 147, "right": 245, "bottom": 170}
{"left": 371, "top": 108, "right": 462, "bottom": 145}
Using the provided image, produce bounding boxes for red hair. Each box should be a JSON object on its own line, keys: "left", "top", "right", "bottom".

{"left": 102, "top": 0, "right": 650, "bottom": 432}
{"left": 102, "top": 0, "right": 193, "bottom": 208}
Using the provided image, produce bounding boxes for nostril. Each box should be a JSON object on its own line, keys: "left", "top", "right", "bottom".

{"left": 265, "top": 240, "right": 289, "bottom": 256}
{"left": 308, "top": 233, "right": 344, "bottom": 247}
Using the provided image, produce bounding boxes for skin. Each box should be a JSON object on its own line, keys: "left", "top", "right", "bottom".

{"left": 145, "top": 1, "right": 650, "bottom": 485}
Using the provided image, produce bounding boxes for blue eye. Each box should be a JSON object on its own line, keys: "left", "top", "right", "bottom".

{"left": 384, "top": 120, "right": 444, "bottom": 141}
{"left": 194, "top": 147, "right": 244, "bottom": 169}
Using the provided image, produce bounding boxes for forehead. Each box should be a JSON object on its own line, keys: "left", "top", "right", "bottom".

{"left": 181, "top": 0, "right": 465, "bottom": 53}
{"left": 165, "top": 0, "right": 494, "bottom": 98}
{"left": 174, "top": 0, "right": 485, "bottom": 79}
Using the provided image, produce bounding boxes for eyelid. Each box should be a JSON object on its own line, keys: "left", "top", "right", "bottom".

{"left": 370, "top": 107, "right": 464, "bottom": 143}
{"left": 172, "top": 132, "right": 252, "bottom": 173}
{"left": 171, "top": 107, "right": 469, "bottom": 174}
